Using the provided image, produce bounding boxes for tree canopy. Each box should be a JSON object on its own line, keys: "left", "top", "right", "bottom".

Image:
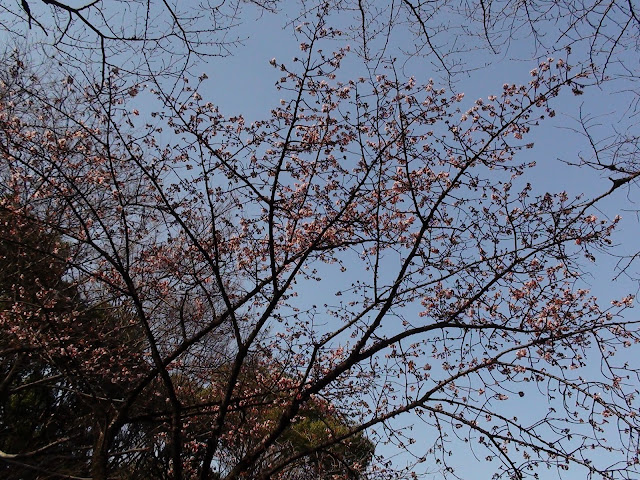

{"left": 1, "top": 1, "right": 639, "bottom": 480}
